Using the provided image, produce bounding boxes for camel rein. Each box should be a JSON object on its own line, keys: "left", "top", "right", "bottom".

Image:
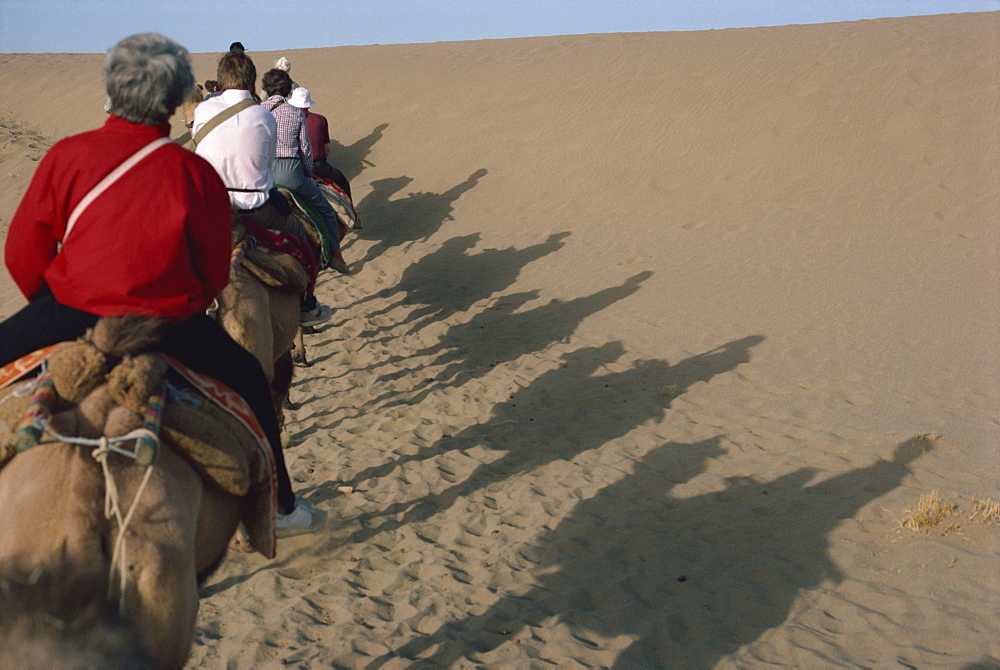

{"left": 12, "top": 367, "right": 169, "bottom": 615}
{"left": 206, "top": 233, "right": 255, "bottom": 318}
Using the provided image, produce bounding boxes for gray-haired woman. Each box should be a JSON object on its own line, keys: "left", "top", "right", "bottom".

{"left": 1, "top": 33, "right": 319, "bottom": 537}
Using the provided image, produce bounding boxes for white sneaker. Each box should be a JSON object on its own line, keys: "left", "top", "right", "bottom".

{"left": 294, "top": 495, "right": 319, "bottom": 512}
{"left": 300, "top": 303, "right": 332, "bottom": 327}
{"left": 276, "top": 502, "right": 325, "bottom": 537}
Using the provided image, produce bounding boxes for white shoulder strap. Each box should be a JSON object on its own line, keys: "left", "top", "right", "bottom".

{"left": 63, "top": 137, "right": 173, "bottom": 242}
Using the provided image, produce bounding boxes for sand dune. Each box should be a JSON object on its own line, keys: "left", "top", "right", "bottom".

{"left": 1, "top": 12, "right": 997, "bottom": 667}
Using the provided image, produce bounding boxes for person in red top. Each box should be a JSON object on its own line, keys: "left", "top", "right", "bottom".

{"left": 0, "top": 32, "right": 320, "bottom": 536}
{"left": 6, "top": 115, "right": 230, "bottom": 322}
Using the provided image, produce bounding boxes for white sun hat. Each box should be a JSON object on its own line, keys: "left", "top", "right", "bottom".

{"left": 288, "top": 87, "right": 315, "bottom": 108}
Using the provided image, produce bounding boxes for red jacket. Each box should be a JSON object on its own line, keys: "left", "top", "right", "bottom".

{"left": 5, "top": 116, "right": 231, "bottom": 320}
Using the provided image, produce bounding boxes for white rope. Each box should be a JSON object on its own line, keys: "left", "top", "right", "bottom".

{"left": 39, "top": 425, "right": 156, "bottom": 615}
{"left": 93, "top": 441, "right": 155, "bottom": 614}
{"left": 0, "top": 365, "right": 45, "bottom": 409}
{"left": 35, "top": 427, "right": 151, "bottom": 459}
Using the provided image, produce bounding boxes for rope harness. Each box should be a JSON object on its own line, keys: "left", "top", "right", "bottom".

{"left": 12, "top": 369, "right": 169, "bottom": 614}
{"left": 206, "top": 233, "right": 255, "bottom": 318}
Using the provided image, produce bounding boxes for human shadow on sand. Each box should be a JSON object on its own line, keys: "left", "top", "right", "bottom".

{"left": 326, "top": 122, "right": 389, "bottom": 183}
{"left": 353, "top": 168, "right": 488, "bottom": 263}
{"left": 372, "top": 436, "right": 933, "bottom": 668}
{"left": 357, "top": 231, "right": 571, "bottom": 338}
{"left": 337, "top": 334, "right": 764, "bottom": 544}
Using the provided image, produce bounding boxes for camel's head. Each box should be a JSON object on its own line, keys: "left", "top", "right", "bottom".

{"left": 0, "top": 562, "right": 154, "bottom": 669}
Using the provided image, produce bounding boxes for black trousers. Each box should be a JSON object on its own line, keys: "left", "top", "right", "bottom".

{"left": 0, "top": 293, "right": 296, "bottom": 511}
{"left": 236, "top": 190, "right": 309, "bottom": 241}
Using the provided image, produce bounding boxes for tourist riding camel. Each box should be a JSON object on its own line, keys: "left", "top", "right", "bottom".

{"left": 274, "top": 55, "right": 299, "bottom": 89}
{"left": 0, "top": 32, "right": 321, "bottom": 536}
{"left": 261, "top": 67, "right": 351, "bottom": 274}
{"left": 287, "top": 85, "right": 354, "bottom": 200}
{"left": 193, "top": 48, "right": 332, "bottom": 326}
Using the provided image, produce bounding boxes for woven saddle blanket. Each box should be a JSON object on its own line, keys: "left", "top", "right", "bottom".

{"left": 0, "top": 346, "right": 278, "bottom": 558}
{"left": 233, "top": 220, "right": 314, "bottom": 296}
{"left": 314, "top": 174, "right": 361, "bottom": 231}
{"left": 276, "top": 173, "right": 363, "bottom": 269}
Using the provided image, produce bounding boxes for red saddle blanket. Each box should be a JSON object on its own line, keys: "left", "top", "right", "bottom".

{"left": 238, "top": 218, "right": 318, "bottom": 295}
{"left": 315, "top": 174, "right": 361, "bottom": 230}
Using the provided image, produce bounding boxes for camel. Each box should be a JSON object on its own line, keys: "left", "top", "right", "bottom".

{"left": 174, "top": 87, "right": 313, "bottom": 392}
{"left": 0, "top": 316, "right": 268, "bottom": 668}
{"left": 211, "top": 224, "right": 304, "bottom": 427}
{"left": 219, "top": 181, "right": 358, "bottom": 398}
{"left": 210, "top": 195, "right": 345, "bottom": 427}
{"left": 172, "top": 84, "right": 205, "bottom": 150}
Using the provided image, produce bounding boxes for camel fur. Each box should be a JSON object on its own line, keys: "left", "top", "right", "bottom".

{"left": 0, "top": 316, "right": 250, "bottom": 668}
{"left": 213, "top": 221, "right": 307, "bottom": 427}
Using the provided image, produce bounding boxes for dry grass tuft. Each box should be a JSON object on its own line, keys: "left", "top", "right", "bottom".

{"left": 903, "top": 490, "right": 957, "bottom": 530}
{"left": 969, "top": 498, "right": 1000, "bottom": 524}
{"left": 901, "top": 490, "right": 1000, "bottom": 534}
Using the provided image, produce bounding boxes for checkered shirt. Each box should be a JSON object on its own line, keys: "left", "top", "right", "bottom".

{"left": 263, "top": 95, "right": 314, "bottom": 177}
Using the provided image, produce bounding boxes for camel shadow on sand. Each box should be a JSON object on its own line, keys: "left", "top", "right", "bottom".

{"left": 370, "top": 436, "right": 932, "bottom": 668}
{"left": 292, "top": 272, "right": 658, "bottom": 430}
{"left": 327, "top": 122, "right": 389, "bottom": 184}
{"left": 356, "top": 230, "right": 571, "bottom": 338}
{"left": 351, "top": 168, "right": 488, "bottom": 266}
{"left": 291, "top": 273, "right": 667, "bottom": 472}
{"left": 359, "top": 271, "right": 655, "bottom": 410}
{"left": 323, "top": 334, "right": 764, "bottom": 541}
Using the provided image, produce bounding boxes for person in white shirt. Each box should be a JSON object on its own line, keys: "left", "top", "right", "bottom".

{"left": 193, "top": 50, "right": 332, "bottom": 326}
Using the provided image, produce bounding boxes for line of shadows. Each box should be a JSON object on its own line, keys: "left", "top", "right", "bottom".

{"left": 361, "top": 270, "right": 651, "bottom": 410}
{"left": 309, "top": 334, "right": 764, "bottom": 543}
{"left": 371, "top": 437, "right": 933, "bottom": 668}
{"left": 289, "top": 273, "right": 654, "bottom": 437}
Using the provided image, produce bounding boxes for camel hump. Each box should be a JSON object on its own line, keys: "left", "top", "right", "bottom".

{"left": 87, "top": 316, "right": 167, "bottom": 360}
{"left": 242, "top": 247, "right": 310, "bottom": 294}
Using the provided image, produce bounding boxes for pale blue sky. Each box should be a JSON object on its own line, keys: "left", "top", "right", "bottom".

{"left": 1, "top": 0, "right": 996, "bottom": 54}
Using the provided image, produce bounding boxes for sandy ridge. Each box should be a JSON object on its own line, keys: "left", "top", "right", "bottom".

{"left": 0, "top": 12, "right": 997, "bottom": 667}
